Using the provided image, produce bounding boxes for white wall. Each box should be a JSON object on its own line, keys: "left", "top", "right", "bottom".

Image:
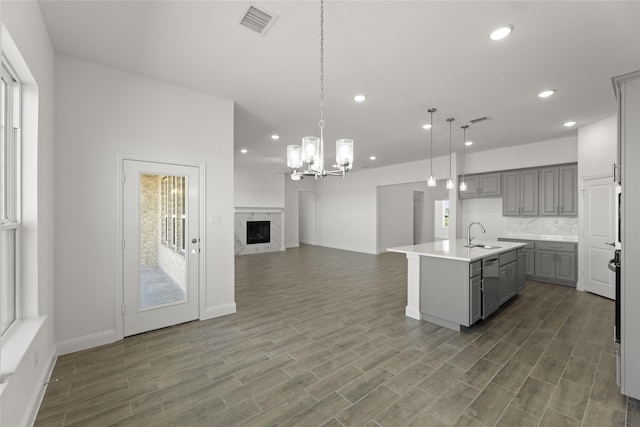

{"left": 1, "top": 2, "right": 56, "bottom": 426}
{"left": 314, "top": 155, "right": 456, "bottom": 254}
{"left": 284, "top": 176, "right": 316, "bottom": 248}
{"left": 234, "top": 166, "right": 285, "bottom": 208}
{"left": 54, "top": 55, "right": 235, "bottom": 351}
{"left": 465, "top": 136, "right": 577, "bottom": 174}
{"left": 377, "top": 185, "right": 413, "bottom": 250}
{"left": 578, "top": 115, "right": 616, "bottom": 179}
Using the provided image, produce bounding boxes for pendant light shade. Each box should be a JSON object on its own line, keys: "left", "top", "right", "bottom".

{"left": 459, "top": 125, "right": 469, "bottom": 192}
{"left": 446, "top": 117, "right": 455, "bottom": 190}
{"left": 427, "top": 108, "right": 437, "bottom": 187}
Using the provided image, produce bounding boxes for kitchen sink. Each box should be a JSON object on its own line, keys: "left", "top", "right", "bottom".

{"left": 463, "top": 244, "right": 501, "bottom": 249}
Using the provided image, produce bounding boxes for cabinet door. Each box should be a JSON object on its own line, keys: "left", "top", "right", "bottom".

{"left": 459, "top": 175, "right": 479, "bottom": 198}
{"left": 539, "top": 168, "right": 559, "bottom": 216}
{"left": 520, "top": 169, "right": 539, "bottom": 216}
{"left": 478, "top": 173, "right": 502, "bottom": 197}
{"left": 535, "top": 250, "right": 556, "bottom": 279}
{"left": 502, "top": 172, "right": 521, "bottom": 216}
{"left": 559, "top": 165, "right": 578, "bottom": 216}
{"left": 556, "top": 252, "right": 577, "bottom": 283}
{"left": 508, "top": 263, "right": 518, "bottom": 297}
{"left": 499, "top": 265, "right": 510, "bottom": 304}
{"left": 470, "top": 276, "right": 482, "bottom": 324}
{"left": 517, "top": 249, "right": 526, "bottom": 291}
{"left": 524, "top": 249, "right": 535, "bottom": 277}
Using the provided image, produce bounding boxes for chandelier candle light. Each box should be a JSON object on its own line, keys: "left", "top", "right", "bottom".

{"left": 459, "top": 125, "right": 469, "bottom": 192}
{"left": 427, "top": 108, "right": 437, "bottom": 187}
{"left": 446, "top": 117, "right": 455, "bottom": 190}
{"left": 286, "top": 0, "right": 354, "bottom": 180}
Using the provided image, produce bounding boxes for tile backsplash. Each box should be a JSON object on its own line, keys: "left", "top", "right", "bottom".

{"left": 504, "top": 217, "right": 578, "bottom": 236}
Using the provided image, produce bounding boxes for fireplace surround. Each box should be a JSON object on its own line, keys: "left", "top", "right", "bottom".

{"left": 234, "top": 207, "right": 285, "bottom": 255}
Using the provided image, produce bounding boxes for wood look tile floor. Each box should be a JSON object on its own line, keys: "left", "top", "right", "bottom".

{"left": 35, "top": 245, "right": 640, "bottom": 426}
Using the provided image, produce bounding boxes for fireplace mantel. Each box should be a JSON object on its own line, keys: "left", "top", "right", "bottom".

{"left": 234, "top": 207, "right": 285, "bottom": 255}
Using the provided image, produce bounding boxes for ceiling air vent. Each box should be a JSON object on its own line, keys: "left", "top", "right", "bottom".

{"left": 239, "top": 4, "right": 278, "bottom": 36}
{"left": 470, "top": 116, "right": 490, "bottom": 124}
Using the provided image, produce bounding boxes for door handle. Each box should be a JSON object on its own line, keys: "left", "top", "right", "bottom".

{"left": 605, "top": 242, "right": 616, "bottom": 247}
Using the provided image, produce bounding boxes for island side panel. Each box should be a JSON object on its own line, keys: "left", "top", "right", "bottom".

{"left": 405, "top": 253, "right": 421, "bottom": 319}
{"left": 420, "top": 256, "right": 470, "bottom": 330}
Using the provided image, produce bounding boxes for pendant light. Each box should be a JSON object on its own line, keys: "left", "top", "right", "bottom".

{"left": 459, "top": 125, "right": 469, "bottom": 192}
{"left": 427, "top": 108, "right": 437, "bottom": 187}
{"left": 286, "top": 0, "right": 354, "bottom": 180}
{"left": 446, "top": 117, "right": 455, "bottom": 189}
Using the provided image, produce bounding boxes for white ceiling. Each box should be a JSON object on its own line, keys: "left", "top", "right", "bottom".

{"left": 38, "top": 1, "right": 640, "bottom": 173}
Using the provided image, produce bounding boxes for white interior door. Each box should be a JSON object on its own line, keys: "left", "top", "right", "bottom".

{"left": 123, "top": 160, "right": 200, "bottom": 336}
{"left": 299, "top": 191, "right": 316, "bottom": 245}
{"left": 413, "top": 192, "right": 424, "bottom": 244}
{"left": 583, "top": 177, "right": 616, "bottom": 299}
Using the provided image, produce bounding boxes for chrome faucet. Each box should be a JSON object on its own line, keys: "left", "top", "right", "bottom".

{"left": 467, "top": 222, "right": 487, "bottom": 246}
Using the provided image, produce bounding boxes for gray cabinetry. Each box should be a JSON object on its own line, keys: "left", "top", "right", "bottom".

{"left": 469, "top": 261, "right": 482, "bottom": 324}
{"left": 523, "top": 248, "right": 535, "bottom": 277}
{"left": 459, "top": 173, "right": 502, "bottom": 198}
{"left": 517, "top": 248, "right": 526, "bottom": 291}
{"left": 539, "top": 164, "right": 578, "bottom": 216}
{"left": 533, "top": 241, "right": 577, "bottom": 286}
{"left": 498, "top": 250, "right": 517, "bottom": 304}
{"left": 503, "top": 169, "right": 538, "bottom": 216}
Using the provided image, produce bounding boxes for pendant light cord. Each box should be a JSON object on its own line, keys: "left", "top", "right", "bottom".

{"left": 447, "top": 118, "right": 455, "bottom": 179}
{"left": 319, "top": 0, "right": 325, "bottom": 136}
{"left": 428, "top": 108, "right": 436, "bottom": 174}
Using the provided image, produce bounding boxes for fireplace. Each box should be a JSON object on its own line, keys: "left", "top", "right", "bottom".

{"left": 247, "top": 220, "right": 270, "bottom": 244}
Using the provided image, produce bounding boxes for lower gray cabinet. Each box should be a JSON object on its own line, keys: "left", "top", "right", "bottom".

{"left": 470, "top": 275, "right": 482, "bottom": 324}
{"left": 517, "top": 249, "right": 526, "bottom": 291}
{"left": 523, "top": 248, "right": 535, "bottom": 277}
{"left": 534, "top": 241, "right": 577, "bottom": 286}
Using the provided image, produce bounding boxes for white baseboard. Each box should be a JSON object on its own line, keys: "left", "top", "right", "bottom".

{"left": 405, "top": 306, "right": 422, "bottom": 320}
{"left": 22, "top": 347, "right": 57, "bottom": 427}
{"left": 56, "top": 329, "right": 117, "bottom": 356}
{"left": 201, "top": 303, "right": 236, "bottom": 321}
{"left": 316, "top": 242, "right": 378, "bottom": 255}
{"left": 285, "top": 243, "right": 300, "bottom": 249}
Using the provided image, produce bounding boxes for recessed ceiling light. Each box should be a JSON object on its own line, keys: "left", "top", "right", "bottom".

{"left": 465, "top": 141, "right": 473, "bottom": 146}
{"left": 489, "top": 25, "right": 513, "bottom": 41}
{"left": 422, "top": 124, "right": 432, "bottom": 130}
{"left": 370, "top": 156, "right": 376, "bottom": 160}
{"left": 240, "top": 149, "right": 248, "bottom": 153}
{"left": 354, "top": 94, "right": 367, "bottom": 102}
{"left": 563, "top": 121, "right": 577, "bottom": 127}
{"left": 538, "top": 90, "right": 555, "bottom": 98}
{"left": 271, "top": 134, "right": 280, "bottom": 140}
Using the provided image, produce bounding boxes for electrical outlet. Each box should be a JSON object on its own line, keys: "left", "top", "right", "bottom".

{"left": 35, "top": 348, "right": 39, "bottom": 367}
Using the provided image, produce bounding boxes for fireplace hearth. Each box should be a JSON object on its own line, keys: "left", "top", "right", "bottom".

{"left": 247, "top": 220, "right": 270, "bottom": 245}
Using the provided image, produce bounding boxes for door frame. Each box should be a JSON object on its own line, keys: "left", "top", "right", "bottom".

{"left": 298, "top": 190, "right": 316, "bottom": 245}
{"left": 115, "top": 154, "right": 206, "bottom": 340}
{"left": 578, "top": 172, "right": 612, "bottom": 293}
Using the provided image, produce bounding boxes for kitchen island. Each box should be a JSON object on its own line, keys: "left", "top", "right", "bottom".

{"left": 388, "top": 240, "right": 527, "bottom": 331}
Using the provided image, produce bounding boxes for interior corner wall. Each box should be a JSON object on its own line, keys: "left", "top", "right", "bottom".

{"left": 314, "top": 155, "right": 450, "bottom": 254}
{"left": 1, "top": 2, "right": 56, "bottom": 426}
{"left": 54, "top": 55, "right": 235, "bottom": 350}
{"left": 234, "top": 166, "right": 286, "bottom": 208}
{"left": 577, "top": 115, "right": 616, "bottom": 179}
{"left": 284, "top": 176, "right": 316, "bottom": 248}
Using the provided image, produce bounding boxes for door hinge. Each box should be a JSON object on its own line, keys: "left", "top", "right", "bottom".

{"left": 121, "top": 239, "right": 125, "bottom": 249}
{"left": 122, "top": 304, "right": 126, "bottom": 315}
{"left": 121, "top": 173, "right": 126, "bottom": 184}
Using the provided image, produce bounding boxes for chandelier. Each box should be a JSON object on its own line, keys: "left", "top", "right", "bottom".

{"left": 286, "top": 0, "right": 354, "bottom": 181}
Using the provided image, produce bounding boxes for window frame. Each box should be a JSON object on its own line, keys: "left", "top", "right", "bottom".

{"left": 0, "top": 57, "right": 22, "bottom": 341}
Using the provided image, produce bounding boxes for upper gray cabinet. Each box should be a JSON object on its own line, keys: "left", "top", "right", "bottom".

{"left": 502, "top": 169, "right": 538, "bottom": 216}
{"left": 539, "top": 164, "right": 578, "bottom": 216}
{"left": 459, "top": 173, "right": 502, "bottom": 198}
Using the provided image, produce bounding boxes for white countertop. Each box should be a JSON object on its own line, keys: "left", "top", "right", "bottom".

{"left": 498, "top": 234, "right": 578, "bottom": 243}
{"left": 387, "top": 239, "right": 527, "bottom": 262}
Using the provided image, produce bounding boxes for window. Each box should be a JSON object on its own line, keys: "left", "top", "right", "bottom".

{"left": 0, "top": 60, "right": 21, "bottom": 338}
{"left": 442, "top": 200, "right": 449, "bottom": 228}
{"left": 160, "top": 175, "right": 185, "bottom": 255}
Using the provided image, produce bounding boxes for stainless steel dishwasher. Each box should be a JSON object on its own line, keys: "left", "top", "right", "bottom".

{"left": 482, "top": 257, "right": 500, "bottom": 319}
